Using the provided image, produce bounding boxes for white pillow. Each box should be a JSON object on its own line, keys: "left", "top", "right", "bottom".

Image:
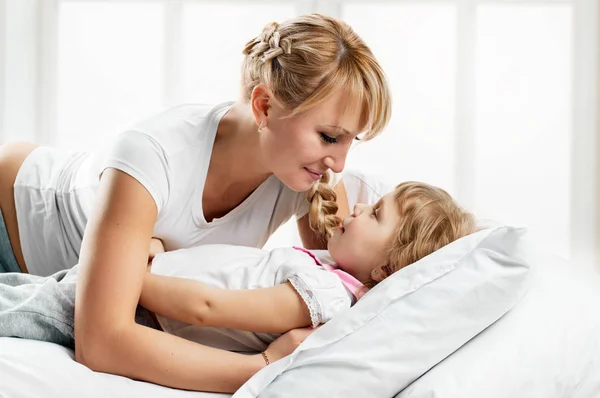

{"left": 232, "top": 225, "right": 534, "bottom": 398}
{"left": 397, "top": 251, "right": 600, "bottom": 398}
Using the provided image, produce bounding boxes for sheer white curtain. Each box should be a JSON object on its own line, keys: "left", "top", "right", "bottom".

{"left": 0, "top": 0, "right": 597, "bottom": 267}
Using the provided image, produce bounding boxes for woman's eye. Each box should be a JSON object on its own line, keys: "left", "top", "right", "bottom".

{"left": 320, "top": 133, "right": 337, "bottom": 144}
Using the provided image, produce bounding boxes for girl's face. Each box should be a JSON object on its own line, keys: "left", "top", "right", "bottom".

{"left": 327, "top": 192, "right": 400, "bottom": 284}
{"left": 259, "top": 90, "right": 363, "bottom": 192}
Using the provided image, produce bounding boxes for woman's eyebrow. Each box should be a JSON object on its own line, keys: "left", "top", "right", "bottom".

{"left": 325, "top": 125, "right": 354, "bottom": 135}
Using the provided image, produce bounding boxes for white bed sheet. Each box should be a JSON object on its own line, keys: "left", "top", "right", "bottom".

{"left": 0, "top": 338, "right": 230, "bottom": 398}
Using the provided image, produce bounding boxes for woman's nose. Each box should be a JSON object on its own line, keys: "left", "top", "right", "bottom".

{"left": 323, "top": 147, "right": 349, "bottom": 174}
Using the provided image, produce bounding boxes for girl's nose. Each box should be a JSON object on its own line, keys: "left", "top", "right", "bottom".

{"left": 353, "top": 203, "right": 368, "bottom": 216}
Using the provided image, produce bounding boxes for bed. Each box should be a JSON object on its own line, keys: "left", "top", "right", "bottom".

{"left": 2, "top": 173, "right": 599, "bottom": 397}
{"left": 0, "top": 337, "right": 229, "bottom": 398}
{"left": 3, "top": 228, "right": 599, "bottom": 398}
{"left": 2, "top": 230, "right": 600, "bottom": 397}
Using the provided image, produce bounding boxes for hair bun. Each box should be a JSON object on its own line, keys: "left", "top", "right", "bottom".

{"left": 243, "top": 22, "right": 291, "bottom": 63}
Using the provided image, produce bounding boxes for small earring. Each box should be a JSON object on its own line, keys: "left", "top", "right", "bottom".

{"left": 258, "top": 121, "right": 263, "bottom": 133}
{"left": 371, "top": 269, "right": 379, "bottom": 276}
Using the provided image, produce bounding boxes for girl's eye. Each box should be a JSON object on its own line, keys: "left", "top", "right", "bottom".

{"left": 372, "top": 208, "right": 378, "bottom": 219}
{"left": 320, "top": 133, "right": 337, "bottom": 144}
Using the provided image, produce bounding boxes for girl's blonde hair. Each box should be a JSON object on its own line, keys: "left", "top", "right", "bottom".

{"left": 242, "top": 14, "right": 392, "bottom": 241}
{"left": 370, "top": 182, "right": 476, "bottom": 287}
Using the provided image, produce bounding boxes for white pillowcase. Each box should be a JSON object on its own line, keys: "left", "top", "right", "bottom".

{"left": 232, "top": 225, "right": 534, "bottom": 398}
{"left": 397, "top": 251, "right": 600, "bottom": 398}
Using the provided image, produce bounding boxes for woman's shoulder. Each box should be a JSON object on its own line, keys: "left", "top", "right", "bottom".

{"left": 125, "top": 102, "right": 234, "bottom": 157}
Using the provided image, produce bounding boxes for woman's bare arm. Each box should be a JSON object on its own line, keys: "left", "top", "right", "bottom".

{"left": 74, "top": 169, "right": 266, "bottom": 392}
{"left": 140, "top": 274, "right": 312, "bottom": 334}
{"left": 298, "top": 179, "right": 350, "bottom": 249}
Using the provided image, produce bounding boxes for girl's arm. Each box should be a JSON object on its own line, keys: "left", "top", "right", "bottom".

{"left": 298, "top": 179, "right": 349, "bottom": 249}
{"left": 73, "top": 169, "right": 290, "bottom": 393}
{"left": 140, "top": 273, "right": 312, "bottom": 334}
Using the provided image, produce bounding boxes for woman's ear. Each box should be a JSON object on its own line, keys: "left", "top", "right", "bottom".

{"left": 251, "top": 84, "right": 272, "bottom": 128}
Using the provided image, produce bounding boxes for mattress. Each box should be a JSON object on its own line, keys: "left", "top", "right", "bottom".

{"left": 0, "top": 337, "right": 230, "bottom": 398}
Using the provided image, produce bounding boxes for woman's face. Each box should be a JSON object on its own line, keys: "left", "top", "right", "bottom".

{"left": 260, "top": 90, "right": 364, "bottom": 192}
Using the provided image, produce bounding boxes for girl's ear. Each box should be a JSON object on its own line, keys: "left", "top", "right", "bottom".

{"left": 370, "top": 266, "right": 387, "bottom": 282}
{"left": 371, "top": 264, "right": 394, "bottom": 282}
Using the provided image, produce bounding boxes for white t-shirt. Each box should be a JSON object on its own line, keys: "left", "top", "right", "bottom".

{"left": 14, "top": 103, "right": 310, "bottom": 276}
{"left": 342, "top": 169, "right": 394, "bottom": 211}
{"left": 149, "top": 244, "right": 357, "bottom": 353}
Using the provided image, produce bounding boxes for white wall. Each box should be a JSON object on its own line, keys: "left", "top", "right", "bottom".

{"left": 0, "top": 0, "right": 597, "bottom": 268}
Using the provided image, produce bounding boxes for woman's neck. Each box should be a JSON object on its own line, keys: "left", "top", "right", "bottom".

{"left": 213, "top": 101, "right": 272, "bottom": 185}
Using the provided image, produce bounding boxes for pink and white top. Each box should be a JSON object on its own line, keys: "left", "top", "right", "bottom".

{"left": 150, "top": 244, "right": 366, "bottom": 354}
{"left": 292, "top": 246, "right": 367, "bottom": 300}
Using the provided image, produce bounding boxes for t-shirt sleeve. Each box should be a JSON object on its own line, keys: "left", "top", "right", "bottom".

{"left": 342, "top": 169, "right": 394, "bottom": 210}
{"left": 288, "top": 270, "right": 353, "bottom": 328}
{"left": 329, "top": 170, "right": 343, "bottom": 187}
{"left": 101, "top": 130, "right": 171, "bottom": 213}
{"left": 266, "top": 249, "right": 352, "bottom": 327}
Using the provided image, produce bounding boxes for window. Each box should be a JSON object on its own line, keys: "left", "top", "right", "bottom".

{"left": 1, "top": 0, "right": 597, "bottom": 266}
{"left": 58, "top": 1, "right": 164, "bottom": 149}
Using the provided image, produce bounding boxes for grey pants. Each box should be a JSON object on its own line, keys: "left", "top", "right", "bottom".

{"left": 0, "top": 266, "right": 159, "bottom": 350}
{"left": 0, "top": 208, "right": 22, "bottom": 273}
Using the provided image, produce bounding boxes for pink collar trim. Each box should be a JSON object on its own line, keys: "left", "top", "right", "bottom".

{"left": 293, "top": 247, "right": 368, "bottom": 300}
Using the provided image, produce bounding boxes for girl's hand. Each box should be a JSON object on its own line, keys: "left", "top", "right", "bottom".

{"left": 262, "top": 326, "right": 320, "bottom": 365}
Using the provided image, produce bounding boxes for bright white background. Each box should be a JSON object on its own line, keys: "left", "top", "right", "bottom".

{"left": 0, "top": 0, "right": 598, "bottom": 269}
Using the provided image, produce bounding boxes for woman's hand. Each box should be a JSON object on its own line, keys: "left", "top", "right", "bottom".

{"left": 147, "top": 238, "right": 165, "bottom": 269}
{"left": 262, "top": 326, "right": 320, "bottom": 364}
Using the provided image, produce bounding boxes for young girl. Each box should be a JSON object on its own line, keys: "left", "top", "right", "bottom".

{"left": 0, "top": 182, "right": 475, "bottom": 388}
{"left": 0, "top": 14, "right": 391, "bottom": 391}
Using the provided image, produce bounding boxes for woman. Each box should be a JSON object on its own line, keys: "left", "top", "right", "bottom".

{"left": 0, "top": 14, "right": 391, "bottom": 393}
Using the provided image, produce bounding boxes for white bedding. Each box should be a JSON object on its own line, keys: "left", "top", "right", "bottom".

{"left": 2, "top": 230, "right": 599, "bottom": 398}
{"left": 233, "top": 225, "right": 533, "bottom": 397}
{"left": 0, "top": 338, "right": 230, "bottom": 398}
{"left": 0, "top": 169, "right": 388, "bottom": 398}
{"left": 397, "top": 252, "right": 600, "bottom": 398}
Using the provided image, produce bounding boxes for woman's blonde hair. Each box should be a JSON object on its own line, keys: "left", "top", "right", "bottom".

{"left": 370, "top": 182, "right": 476, "bottom": 287}
{"left": 242, "top": 14, "right": 392, "bottom": 241}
